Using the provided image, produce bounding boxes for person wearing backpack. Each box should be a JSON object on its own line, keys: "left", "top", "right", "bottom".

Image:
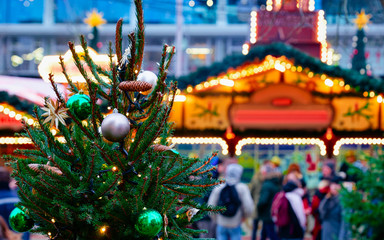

{"left": 208, "top": 163, "right": 254, "bottom": 240}
{"left": 257, "top": 164, "right": 281, "bottom": 240}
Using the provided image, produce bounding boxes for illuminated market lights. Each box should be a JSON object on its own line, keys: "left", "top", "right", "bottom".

{"left": 324, "top": 78, "right": 334, "bottom": 87}
{"left": 333, "top": 138, "right": 384, "bottom": 156}
{"left": 219, "top": 79, "right": 235, "bottom": 87}
{"left": 266, "top": 0, "right": 273, "bottom": 11}
{"left": 0, "top": 104, "right": 35, "bottom": 125}
{"left": 186, "top": 86, "right": 193, "bottom": 93}
{"left": 250, "top": 11, "right": 258, "bottom": 44}
{"left": 377, "top": 95, "right": 383, "bottom": 103}
{"left": 317, "top": 10, "right": 328, "bottom": 62}
{"left": 169, "top": 137, "right": 229, "bottom": 155}
{"left": 0, "top": 136, "right": 66, "bottom": 145}
{"left": 308, "top": 0, "right": 315, "bottom": 12}
{"left": 242, "top": 43, "right": 250, "bottom": 55}
{"left": 0, "top": 137, "right": 32, "bottom": 145}
{"left": 369, "top": 91, "right": 375, "bottom": 98}
{"left": 172, "top": 95, "right": 187, "bottom": 102}
{"left": 274, "top": 61, "right": 286, "bottom": 72}
{"left": 235, "top": 138, "right": 326, "bottom": 156}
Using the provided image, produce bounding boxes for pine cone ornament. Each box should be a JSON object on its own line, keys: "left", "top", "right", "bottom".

{"left": 28, "top": 164, "right": 63, "bottom": 175}
{"left": 151, "top": 144, "right": 172, "bottom": 152}
{"left": 119, "top": 81, "right": 152, "bottom": 92}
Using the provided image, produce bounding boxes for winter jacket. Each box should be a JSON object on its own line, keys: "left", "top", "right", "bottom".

{"left": 278, "top": 181, "right": 305, "bottom": 239}
{"left": 248, "top": 173, "right": 262, "bottom": 219}
{"left": 319, "top": 195, "right": 342, "bottom": 240}
{"left": 257, "top": 176, "right": 281, "bottom": 222}
{"left": 208, "top": 164, "right": 254, "bottom": 228}
{"left": 311, "top": 187, "right": 329, "bottom": 240}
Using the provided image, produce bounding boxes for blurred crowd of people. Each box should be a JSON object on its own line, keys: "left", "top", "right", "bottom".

{"left": 201, "top": 151, "right": 368, "bottom": 240}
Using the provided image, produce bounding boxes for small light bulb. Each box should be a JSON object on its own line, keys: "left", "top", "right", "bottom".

{"left": 100, "top": 226, "right": 107, "bottom": 234}
{"left": 112, "top": 166, "right": 118, "bottom": 172}
{"left": 51, "top": 218, "right": 55, "bottom": 223}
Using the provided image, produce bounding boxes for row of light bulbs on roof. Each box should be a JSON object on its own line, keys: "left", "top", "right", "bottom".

{"left": 235, "top": 137, "right": 327, "bottom": 156}
{"left": 266, "top": 0, "right": 316, "bottom": 12}
{"left": 183, "top": 56, "right": 368, "bottom": 94}
{"left": 0, "top": 104, "right": 35, "bottom": 125}
{"left": 333, "top": 138, "right": 384, "bottom": 156}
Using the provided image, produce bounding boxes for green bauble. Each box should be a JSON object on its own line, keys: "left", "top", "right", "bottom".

{"left": 66, "top": 93, "right": 91, "bottom": 120}
{"left": 135, "top": 209, "right": 163, "bottom": 237}
{"left": 9, "top": 208, "right": 34, "bottom": 232}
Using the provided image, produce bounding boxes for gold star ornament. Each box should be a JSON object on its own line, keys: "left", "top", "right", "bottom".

{"left": 41, "top": 99, "right": 69, "bottom": 128}
{"left": 84, "top": 9, "right": 106, "bottom": 28}
{"left": 354, "top": 9, "right": 371, "bottom": 30}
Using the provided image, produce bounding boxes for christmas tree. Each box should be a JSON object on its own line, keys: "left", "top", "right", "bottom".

{"left": 340, "top": 152, "right": 384, "bottom": 240}
{"left": 351, "top": 10, "right": 371, "bottom": 74}
{"left": 3, "top": 0, "right": 223, "bottom": 239}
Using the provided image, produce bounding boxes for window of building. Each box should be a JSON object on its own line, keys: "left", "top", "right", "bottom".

{"left": 0, "top": 0, "right": 43, "bottom": 23}
{"left": 55, "top": 0, "right": 131, "bottom": 24}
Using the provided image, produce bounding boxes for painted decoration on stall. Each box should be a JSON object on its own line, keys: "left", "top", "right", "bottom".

{"left": 332, "top": 97, "right": 379, "bottom": 131}
{"left": 184, "top": 95, "right": 230, "bottom": 130}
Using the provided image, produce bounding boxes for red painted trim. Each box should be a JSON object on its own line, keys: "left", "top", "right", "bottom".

{"left": 233, "top": 110, "right": 330, "bottom": 124}
{"left": 272, "top": 98, "right": 292, "bottom": 106}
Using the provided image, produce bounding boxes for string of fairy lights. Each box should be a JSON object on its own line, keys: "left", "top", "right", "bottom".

{"left": 249, "top": 1, "right": 328, "bottom": 63}
{"left": 235, "top": 137, "right": 327, "bottom": 156}
{"left": 0, "top": 103, "right": 35, "bottom": 126}
{"left": 181, "top": 54, "right": 384, "bottom": 102}
{"left": 333, "top": 138, "right": 384, "bottom": 156}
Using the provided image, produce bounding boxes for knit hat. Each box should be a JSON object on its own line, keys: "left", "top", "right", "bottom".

{"left": 271, "top": 156, "right": 281, "bottom": 166}
{"left": 225, "top": 163, "right": 243, "bottom": 186}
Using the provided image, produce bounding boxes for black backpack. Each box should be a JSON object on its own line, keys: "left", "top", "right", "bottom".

{"left": 218, "top": 184, "right": 241, "bottom": 217}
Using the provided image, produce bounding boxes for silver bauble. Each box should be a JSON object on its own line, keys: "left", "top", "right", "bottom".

{"left": 138, "top": 71, "right": 157, "bottom": 95}
{"left": 101, "top": 111, "right": 130, "bottom": 142}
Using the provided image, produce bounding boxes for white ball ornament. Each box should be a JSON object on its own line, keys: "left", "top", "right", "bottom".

{"left": 101, "top": 109, "right": 131, "bottom": 142}
{"left": 138, "top": 71, "right": 157, "bottom": 95}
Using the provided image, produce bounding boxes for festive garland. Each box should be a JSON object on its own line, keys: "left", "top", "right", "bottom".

{"left": 176, "top": 42, "right": 384, "bottom": 93}
{"left": 0, "top": 91, "right": 35, "bottom": 115}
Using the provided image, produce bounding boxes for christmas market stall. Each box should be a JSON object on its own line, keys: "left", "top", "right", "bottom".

{"left": 171, "top": 1, "right": 384, "bottom": 185}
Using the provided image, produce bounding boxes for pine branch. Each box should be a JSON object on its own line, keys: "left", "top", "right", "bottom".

{"left": 162, "top": 159, "right": 199, "bottom": 183}
{"left": 80, "top": 36, "right": 110, "bottom": 89}
{"left": 191, "top": 152, "right": 218, "bottom": 174}
{"left": 127, "top": 32, "right": 136, "bottom": 82}
{"left": 48, "top": 74, "right": 65, "bottom": 104}
{"left": 115, "top": 18, "right": 123, "bottom": 63}
{"left": 59, "top": 56, "right": 78, "bottom": 93}
{"left": 134, "top": 0, "right": 145, "bottom": 72}
{"left": 67, "top": 41, "right": 98, "bottom": 99}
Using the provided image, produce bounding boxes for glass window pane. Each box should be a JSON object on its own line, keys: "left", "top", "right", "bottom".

{"left": 0, "top": 0, "right": 43, "bottom": 23}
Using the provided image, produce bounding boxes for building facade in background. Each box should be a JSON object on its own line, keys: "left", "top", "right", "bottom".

{"left": 1, "top": 0, "right": 384, "bottom": 78}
